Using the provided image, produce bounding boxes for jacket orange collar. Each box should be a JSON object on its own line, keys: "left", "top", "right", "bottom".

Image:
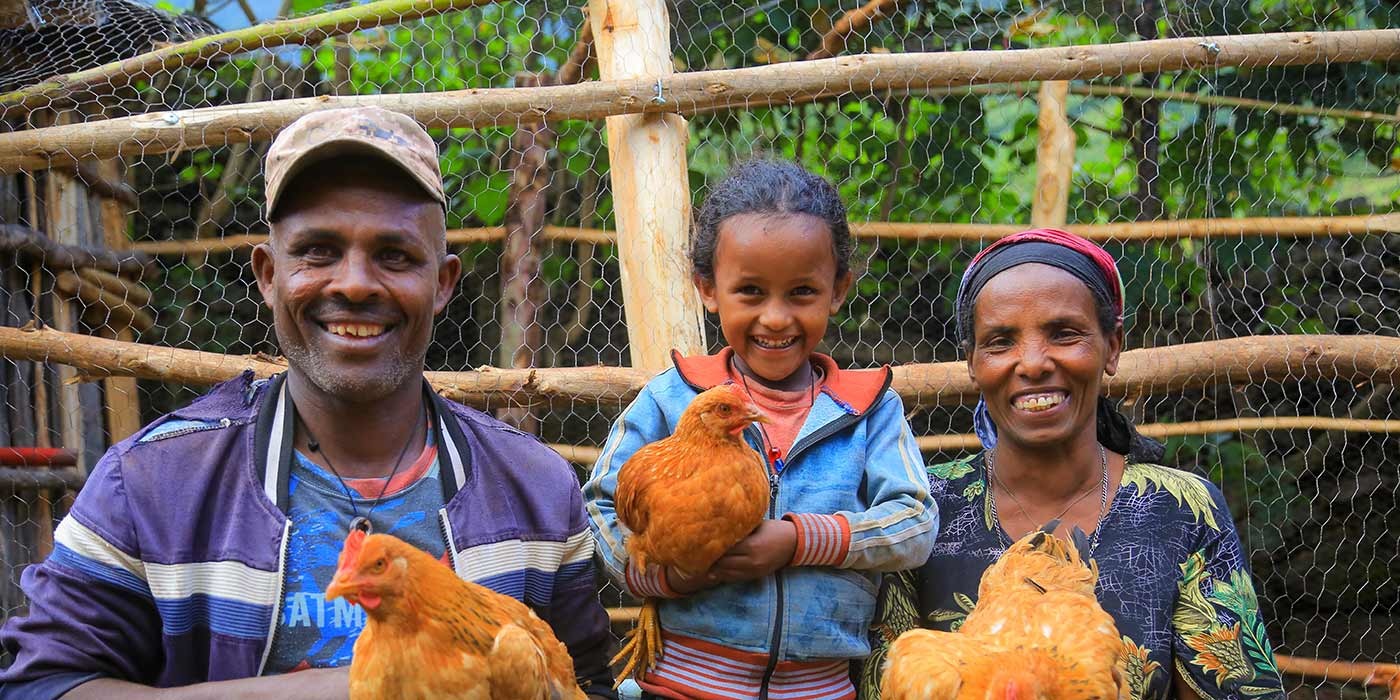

{"left": 669, "top": 347, "right": 891, "bottom": 416}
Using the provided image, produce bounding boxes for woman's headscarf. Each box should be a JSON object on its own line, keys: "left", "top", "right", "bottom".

{"left": 955, "top": 228, "right": 1165, "bottom": 462}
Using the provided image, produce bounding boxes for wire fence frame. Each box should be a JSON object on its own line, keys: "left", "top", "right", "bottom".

{"left": 1, "top": 0, "right": 1399, "bottom": 695}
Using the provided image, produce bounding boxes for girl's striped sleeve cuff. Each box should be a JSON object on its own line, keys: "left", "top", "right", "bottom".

{"left": 783, "top": 513, "right": 851, "bottom": 567}
{"left": 624, "top": 559, "right": 680, "bottom": 598}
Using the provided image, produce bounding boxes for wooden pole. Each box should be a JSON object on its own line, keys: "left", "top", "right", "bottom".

{"left": 496, "top": 72, "right": 553, "bottom": 433}
{"left": 6, "top": 29, "right": 1397, "bottom": 171}
{"left": 847, "top": 214, "right": 1400, "bottom": 241}
{"left": 1276, "top": 654, "right": 1399, "bottom": 691}
{"left": 806, "top": 0, "right": 902, "bottom": 60}
{"left": 914, "top": 416, "right": 1400, "bottom": 453}
{"left": 1031, "top": 81, "right": 1073, "bottom": 227}
{"left": 589, "top": 0, "right": 705, "bottom": 369}
{"left": 5, "top": 326, "right": 1400, "bottom": 411}
{"left": 54, "top": 272, "right": 155, "bottom": 334}
{"left": 125, "top": 212, "right": 1400, "bottom": 257}
{"left": 0, "top": 0, "right": 505, "bottom": 118}
{"left": 96, "top": 155, "right": 142, "bottom": 444}
{"left": 128, "top": 226, "right": 617, "bottom": 255}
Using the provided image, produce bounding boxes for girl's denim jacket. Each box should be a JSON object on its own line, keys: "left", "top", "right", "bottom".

{"left": 585, "top": 349, "right": 938, "bottom": 663}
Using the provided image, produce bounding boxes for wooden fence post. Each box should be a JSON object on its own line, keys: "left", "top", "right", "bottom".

{"left": 1031, "top": 80, "right": 1073, "bottom": 227}
{"left": 589, "top": 0, "right": 705, "bottom": 370}
{"left": 497, "top": 72, "right": 552, "bottom": 433}
{"left": 97, "top": 160, "right": 141, "bottom": 443}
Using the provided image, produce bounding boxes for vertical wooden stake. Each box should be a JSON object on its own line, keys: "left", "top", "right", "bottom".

{"left": 1031, "top": 80, "right": 1074, "bottom": 228}
{"left": 589, "top": 0, "right": 705, "bottom": 371}
{"left": 98, "top": 160, "right": 142, "bottom": 443}
{"left": 497, "top": 72, "right": 552, "bottom": 434}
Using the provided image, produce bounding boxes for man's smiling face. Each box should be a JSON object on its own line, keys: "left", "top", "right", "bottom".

{"left": 253, "top": 157, "right": 460, "bottom": 403}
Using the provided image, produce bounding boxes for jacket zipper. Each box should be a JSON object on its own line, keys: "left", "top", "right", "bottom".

{"left": 256, "top": 519, "right": 292, "bottom": 675}
{"left": 142, "top": 417, "right": 236, "bottom": 442}
{"left": 437, "top": 509, "right": 459, "bottom": 573}
{"left": 758, "top": 461, "right": 782, "bottom": 699}
{"left": 757, "top": 405, "right": 864, "bottom": 697}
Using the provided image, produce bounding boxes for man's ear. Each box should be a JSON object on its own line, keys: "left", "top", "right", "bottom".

{"left": 435, "top": 253, "right": 463, "bottom": 314}
{"left": 693, "top": 273, "right": 720, "bottom": 314}
{"left": 251, "top": 242, "right": 277, "bottom": 308}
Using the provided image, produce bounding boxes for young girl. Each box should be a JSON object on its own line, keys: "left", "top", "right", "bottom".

{"left": 585, "top": 159, "right": 937, "bottom": 700}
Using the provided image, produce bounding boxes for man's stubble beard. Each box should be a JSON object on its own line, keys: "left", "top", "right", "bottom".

{"left": 279, "top": 334, "right": 425, "bottom": 402}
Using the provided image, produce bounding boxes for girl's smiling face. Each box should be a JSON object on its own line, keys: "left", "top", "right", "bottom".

{"left": 695, "top": 212, "right": 852, "bottom": 389}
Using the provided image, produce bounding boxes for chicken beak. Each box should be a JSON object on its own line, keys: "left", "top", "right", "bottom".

{"left": 325, "top": 571, "right": 357, "bottom": 604}
{"left": 745, "top": 406, "right": 771, "bottom": 425}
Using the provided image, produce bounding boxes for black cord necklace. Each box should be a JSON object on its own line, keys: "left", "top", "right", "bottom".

{"left": 300, "top": 400, "right": 426, "bottom": 535}
{"left": 731, "top": 358, "right": 819, "bottom": 472}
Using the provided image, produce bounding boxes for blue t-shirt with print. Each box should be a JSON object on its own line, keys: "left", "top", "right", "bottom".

{"left": 264, "top": 440, "right": 445, "bottom": 673}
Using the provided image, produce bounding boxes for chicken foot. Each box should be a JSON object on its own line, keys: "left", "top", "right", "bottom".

{"left": 611, "top": 598, "right": 661, "bottom": 687}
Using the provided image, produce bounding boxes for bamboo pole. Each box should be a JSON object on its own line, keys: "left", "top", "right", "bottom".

{"left": 589, "top": 0, "right": 705, "bottom": 369}
{"left": 1276, "top": 654, "right": 1399, "bottom": 691}
{"left": 849, "top": 213, "right": 1400, "bottom": 241}
{"left": 5, "top": 29, "right": 1397, "bottom": 171}
{"left": 914, "top": 417, "right": 1400, "bottom": 453}
{"left": 127, "top": 211, "right": 1400, "bottom": 259}
{"left": 5, "top": 326, "right": 1400, "bottom": 411}
{"left": 0, "top": 0, "right": 505, "bottom": 118}
{"left": 553, "top": 416, "right": 1400, "bottom": 463}
{"left": 128, "top": 226, "right": 617, "bottom": 255}
{"left": 1068, "top": 82, "right": 1400, "bottom": 125}
{"left": 1031, "top": 80, "right": 1073, "bottom": 227}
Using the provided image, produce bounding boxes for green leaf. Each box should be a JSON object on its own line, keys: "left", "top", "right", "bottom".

{"left": 459, "top": 172, "right": 510, "bottom": 226}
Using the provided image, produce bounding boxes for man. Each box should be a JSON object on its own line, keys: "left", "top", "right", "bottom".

{"left": 0, "top": 107, "right": 616, "bottom": 698}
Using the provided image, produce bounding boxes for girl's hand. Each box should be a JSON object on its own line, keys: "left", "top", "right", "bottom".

{"left": 709, "top": 520, "right": 797, "bottom": 583}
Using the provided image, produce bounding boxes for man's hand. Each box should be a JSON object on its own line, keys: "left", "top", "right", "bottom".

{"left": 708, "top": 519, "right": 797, "bottom": 584}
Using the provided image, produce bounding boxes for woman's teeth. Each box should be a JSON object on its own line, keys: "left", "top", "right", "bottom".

{"left": 753, "top": 336, "right": 798, "bottom": 350}
{"left": 1013, "top": 392, "right": 1066, "bottom": 412}
{"left": 327, "top": 323, "right": 386, "bottom": 338}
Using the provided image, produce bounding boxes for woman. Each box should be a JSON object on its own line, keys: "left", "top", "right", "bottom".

{"left": 859, "top": 229, "right": 1283, "bottom": 700}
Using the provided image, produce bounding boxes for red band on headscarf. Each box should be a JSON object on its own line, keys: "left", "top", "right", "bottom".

{"left": 967, "top": 228, "right": 1123, "bottom": 319}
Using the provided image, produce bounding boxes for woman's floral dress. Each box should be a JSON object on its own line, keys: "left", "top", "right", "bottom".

{"left": 858, "top": 453, "right": 1284, "bottom": 700}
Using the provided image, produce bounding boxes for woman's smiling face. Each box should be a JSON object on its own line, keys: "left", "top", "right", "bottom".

{"left": 969, "top": 263, "right": 1122, "bottom": 450}
{"left": 694, "top": 212, "right": 852, "bottom": 388}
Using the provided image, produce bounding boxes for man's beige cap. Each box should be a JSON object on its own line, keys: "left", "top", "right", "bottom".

{"left": 264, "top": 106, "right": 445, "bottom": 217}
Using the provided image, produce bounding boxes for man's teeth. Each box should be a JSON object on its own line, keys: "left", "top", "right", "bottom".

{"left": 326, "top": 323, "right": 386, "bottom": 338}
{"left": 1013, "top": 393, "right": 1066, "bottom": 412}
{"left": 753, "top": 337, "right": 797, "bottom": 349}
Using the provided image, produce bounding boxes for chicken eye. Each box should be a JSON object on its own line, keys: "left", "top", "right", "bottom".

{"left": 371, "top": 557, "right": 387, "bottom": 573}
{"left": 716, "top": 404, "right": 732, "bottom": 416}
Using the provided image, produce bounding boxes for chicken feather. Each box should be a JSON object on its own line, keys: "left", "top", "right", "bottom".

{"left": 884, "top": 523, "right": 1129, "bottom": 700}
{"left": 327, "top": 530, "right": 585, "bottom": 700}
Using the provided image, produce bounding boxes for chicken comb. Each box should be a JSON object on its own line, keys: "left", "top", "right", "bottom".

{"left": 342, "top": 527, "right": 368, "bottom": 566}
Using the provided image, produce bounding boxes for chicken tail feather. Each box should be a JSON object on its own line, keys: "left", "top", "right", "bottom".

{"left": 611, "top": 598, "right": 662, "bottom": 687}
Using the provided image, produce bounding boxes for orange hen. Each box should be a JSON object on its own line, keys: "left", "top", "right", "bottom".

{"left": 326, "top": 529, "right": 585, "bottom": 700}
{"left": 611, "top": 384, "right": 772, "bottom": 682}
{"left": 883, "top": 524, "right": 1129, "bottom": 700}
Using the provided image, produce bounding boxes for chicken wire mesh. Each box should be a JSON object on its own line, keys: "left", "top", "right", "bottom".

{"left": 1, "top": 0, "right": 1399, "bottom": 695}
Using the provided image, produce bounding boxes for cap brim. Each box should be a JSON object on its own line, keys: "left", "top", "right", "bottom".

{"left": 266, "top": 139, "right": 444, "bottom": 218}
